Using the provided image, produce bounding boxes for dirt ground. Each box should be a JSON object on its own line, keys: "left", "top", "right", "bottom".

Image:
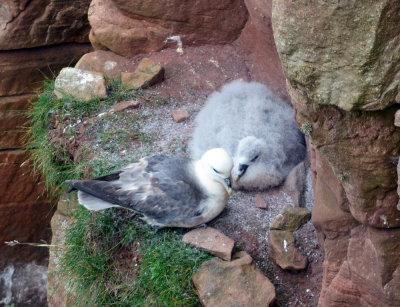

{"left": 74, "top": 43, "right": 324, "bottom": 306}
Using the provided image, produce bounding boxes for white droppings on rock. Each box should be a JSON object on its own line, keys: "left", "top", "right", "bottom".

{"left": 283, "top": 239, "right": 288, "bottom": 252}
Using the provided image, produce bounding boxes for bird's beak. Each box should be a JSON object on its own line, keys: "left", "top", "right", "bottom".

{"left": 236, "top": 163, "right": 249, "bottom": 181}
{"left": 224, "top": 177, "right": 232, "bottom": 196}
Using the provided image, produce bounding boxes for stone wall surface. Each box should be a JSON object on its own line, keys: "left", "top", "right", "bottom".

{"left": 88, "top": 0, "right": 248, "bottom": 56}
{"left": 273, "top": 0, "right": 400, "bottom": 112}
{"left": 0, "top": 0, "right": 90, "bottom": 50}
{"left": 0, "top": 0, "right": 92, "bottom": 269}
{"left": 272, "top": 0, "right": 400, "bottom": 305}
{"left": 234, "top": 0, "right": 288, "bottom": 100}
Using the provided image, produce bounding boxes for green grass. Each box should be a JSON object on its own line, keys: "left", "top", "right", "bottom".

{"left": 28, "top": 77, "right": 212, "bottom": 306}
{"left": 25, "top": 78, "right": 142, "bottom": 196}
{"left": 60, "top": 207, "right": 211, "bottom": 306}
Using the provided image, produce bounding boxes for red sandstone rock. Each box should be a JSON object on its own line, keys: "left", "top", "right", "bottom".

{"left": 0, "top": 151, "right": 47, "bottom": 204}
{"left": 121, "top": 58, "right": 165, "bottom": 90}
{"left": 234, "top": 0, "right": 288, "bottom": 101}
{"left": 110, "top": 100, "right": 140, "bottom": 113}
{"left": 272, "top": 1, "right": 400, "bottom": 304}
{"left": 88, "top": 0, "right": 248, "bottom": 57}
{"left": 254, "top": 194, "right": 268, "bottom": 209}
{"left": 192, "top": 251, "right": 275, "bottom": 306}
{"left": 75, "top": 50, "right": 133, "bottom": 79}
{"left": 268, "top": 230, "right": 308, "bottom": 271}
{"left": 183, "top": 227, "right": 234, "bottom": 261}
{"left": 0, "top": 44, "right": 93, "bottom": 97}
{"left": 171, "top": 109, "right": 189, "bottom": 123}
{"left": 0, "top": 1, "right": 90, "bottom": 50}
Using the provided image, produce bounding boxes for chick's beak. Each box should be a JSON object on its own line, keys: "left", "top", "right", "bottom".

{"left": 224, "top": 177, "right": 232, "bottom": 196}
{"left": 237, "top": 163, "right": 249, "bottom": 180}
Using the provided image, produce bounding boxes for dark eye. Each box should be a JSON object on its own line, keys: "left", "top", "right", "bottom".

{"left": 213, "top": 168, "right": 220, "bottom": 174}
{"left": 251, "top": 155, "right": 259, "bottom": 162}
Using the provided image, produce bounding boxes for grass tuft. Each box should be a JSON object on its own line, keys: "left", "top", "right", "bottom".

{"left": 61, "top": 208, "right": 211, "bottom": 306}
{"left": 28, "top": 77, "right": 211, "bottom": 306}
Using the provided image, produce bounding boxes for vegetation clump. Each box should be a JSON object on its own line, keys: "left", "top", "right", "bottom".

{"left": 28, "top": 77, "right": 211, "bottom": 306}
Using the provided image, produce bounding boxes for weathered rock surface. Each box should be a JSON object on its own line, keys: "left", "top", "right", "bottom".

{"left": 284, "top": 161, "right": 306, "bottom": 207}
{"left": 47, "top": 195, "right": 79, "bottom": 307}
{"left": 88, "top": 0, "right": 248, "bottom": 57}
{"left": 273, "top": 0, "right": 400, "bottom": 111}
{"left": 75, "top": 50, "right": 131, "bottom": 79}
{"left": 0, "top": 262, "right": 48, "bottom": 306}
{"left": 0, "top": 0, "right": 92, "bottom": 284}
{"left": 289, "top": 83, "right": 400, "bottom": 228}
{"left": 0, "top": 44, "right": 93, "bottom": 98}
{"left": 54, "top": 67, "right": 107, "bottom": 101}
{"left": 235, "top": 0, "right": 288, "bottom": 100}
{"left": 192, "top": 251, "right": 275, "bottom": 306}
{"left": 272, "top": 0, "right": 400, "bottom": 304}
{"left": 121, "top": 58, "right": 164, "bottom": 90}
{"left": 0, "top": 0, "right": 91, "bottom": 50}
{"left": 0, "top": 150, "right": 53, "bottom": 262}
{"left": 395, "top": 110, "right": 400, "bottom": 128}
{"left": 171, "top": 109, "right": 190, "bottom": 123}
{"left": 270, "top": 205, "right": 311, "bottom": 231}
{"left": 268, "top": 230, "right": 308, "bottom": 271}
{"left": 319, "top": 225, "right": 400, "bottom": 306}
{"left": 182, "top": 227, "right": 234, "bottom": 261}
{"left": 254, "top": 194, "right": 268, "bottom": 209}
{"left": 110, "top": 100, "right": 140, "bottom": 113}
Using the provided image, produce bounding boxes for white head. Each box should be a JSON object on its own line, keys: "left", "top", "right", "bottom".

{"left": 198, "top": 148, "right": 233, "bottom": 195}
{"left": 232, "top": 136, "right": 266, "bottom": 181}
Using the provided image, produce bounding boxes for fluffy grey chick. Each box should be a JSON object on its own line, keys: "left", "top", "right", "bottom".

{"left": 66, "top": 148, "right": 233, "bottom": 228}
{"left": 190, "top": 79, "right": 306, "bottom": 190}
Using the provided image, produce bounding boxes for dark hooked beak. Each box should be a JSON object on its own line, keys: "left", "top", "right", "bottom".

{"left": 224, "top": 178, "right": 232, "bottom": 195}
{"left": 237, "top": 163, "right": 249, "bottom": 179}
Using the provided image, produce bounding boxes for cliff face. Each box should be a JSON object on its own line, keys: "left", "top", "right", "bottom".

{"left": 272, "top": 1, "right": 400, "bottom": 305}
{"left": 0, "top": 1, "right": 92, "bottom": 304}
{"left": 3, "top": 0, "right": 400, "bottom": 306}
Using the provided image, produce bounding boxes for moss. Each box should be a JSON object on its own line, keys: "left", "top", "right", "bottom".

{"left": 301, "top": 123, "right": 313, "bottom": 137}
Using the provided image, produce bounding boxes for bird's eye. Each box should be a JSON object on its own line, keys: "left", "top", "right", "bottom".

{"left": 251, "top": 155, "right": 259, "bottom": 162}
{"left": 213, "top": 168, "right": 220, "bottom": 174}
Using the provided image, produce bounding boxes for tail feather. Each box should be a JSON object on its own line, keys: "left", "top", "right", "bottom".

{"left": 77, "top": 191, "right": 121, "bottom": 211}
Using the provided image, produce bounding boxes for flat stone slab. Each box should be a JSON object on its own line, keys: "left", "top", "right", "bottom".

{"left": 254, "top": 194, "right": 268, "bottom": 209}
{"left": 54, "top": 67, "right": 107, "bottom": 101}
{"left": 172, "top": 109, "right": 189, "bottom": 123}
{"left": 192, "top": 251, "right": 276, "bottom": 307}
{"left": 182, "top": 227, "right": 234, "bottom": 261}
{"left": 121, "top": 58, "right": 164, "bottom": 90}
{"left": 110, "top": 100, "right": 140, "bottom": 112}
{"left": 270, "top": 205, "right": 311, "bottom": 231}
{"left": 268, "top": 230, "right": 308, "bottom": 271}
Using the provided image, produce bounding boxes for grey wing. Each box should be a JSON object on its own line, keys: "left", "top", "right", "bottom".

{"left": 132, "top": 177, "right": 205, "bottom": 226}
{"left": 120, "top": 155, "right": 206, "bottom": 225}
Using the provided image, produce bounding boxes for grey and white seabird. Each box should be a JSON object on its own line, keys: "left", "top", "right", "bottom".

{"left": 190, "top": 79, "right": 306, "bottom": 190}
{"left": 66, "top": 148, "right": 233, "bottom": 228}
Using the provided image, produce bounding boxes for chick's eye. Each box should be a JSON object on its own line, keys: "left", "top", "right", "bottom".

{"left": 213, "top": 168, "right": 220, "bottom": 174}
{"left": 251, "top": 155, "right": 259, "bottom": 162}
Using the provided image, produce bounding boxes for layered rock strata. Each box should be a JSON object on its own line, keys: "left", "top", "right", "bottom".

{"left": 272, "top": 0, "right": 400, "bottom": 305}
{"left": 88, "top": 0, "right": 249, "bottom": 56}
{"left": 0, "top": 0, "right": 92, "bottom": 264}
